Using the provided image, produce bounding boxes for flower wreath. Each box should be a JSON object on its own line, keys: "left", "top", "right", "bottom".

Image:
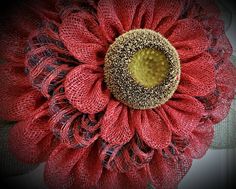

{"left": 0, "top": 0, "right": 235, "bottom": 188}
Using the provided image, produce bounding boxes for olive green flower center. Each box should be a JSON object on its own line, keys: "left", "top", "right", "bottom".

{"left": 129, "top": 48, "right": 169, "bottom": 88}
{"left": 104, "top": 29, "right": 180, "bottom": 109}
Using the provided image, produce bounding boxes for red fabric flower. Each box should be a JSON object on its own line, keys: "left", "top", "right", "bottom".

{"left": 0, "top": 0, "right": 235, "bottom": 188}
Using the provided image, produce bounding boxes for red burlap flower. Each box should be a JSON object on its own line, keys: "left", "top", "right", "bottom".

{"left": 0, "top": 0, "right": 236, "bottom": 188}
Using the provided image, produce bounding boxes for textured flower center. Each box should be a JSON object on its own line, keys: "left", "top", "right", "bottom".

{"left": 128, "top": 48, "right": 169, "bottom": 88}
{"left": 104, "top": 29, "right": 180, "bottom": 109}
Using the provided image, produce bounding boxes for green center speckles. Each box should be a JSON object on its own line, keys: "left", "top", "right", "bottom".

{"left": 128, "top": 48, "right": 169, "bottom": 88}
{"left": 104, "top": 29, "right": 181, "bottom": 109}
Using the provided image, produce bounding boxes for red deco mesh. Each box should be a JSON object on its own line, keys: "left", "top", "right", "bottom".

{"left": 0, "top": 0, "right": 235, "bottom": 189}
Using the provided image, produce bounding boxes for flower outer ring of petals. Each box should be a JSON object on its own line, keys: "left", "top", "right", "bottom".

{"left": 104, "top": 29, "right": 181, "bottom": 109}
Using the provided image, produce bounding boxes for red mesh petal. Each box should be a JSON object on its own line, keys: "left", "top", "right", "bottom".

{"left": 135, "top": 109, "right": 171, "bottom": 149}
{"left": 148, "top": 150, "right": 192, "bottom": 189}
{"left": 97, "top": 0, "right": 155, "bottom": 31}
{"left": 0, "top": 89, "right": 45, "bottom": 121}
{"left": 98, "top": 167, "right": 148, "bottom": 189}
{"left": 45, "top": 144, "right": 87, "bottom": 189}
{"left": 186, "top": 0, "right": 220, "bottom": 19}
{"left": 202, "top": 60, "right": 236, "bottom": 124}
{"left": 25, "top": 19, "right": 77, "bottom": 98}
{"left": 100, "top": 136, "right": 154, "bottom": 172}
{"left": 97, "top": 0, "right": 127, "bottom": 42}
{"left": 178, "top": 52, "right": 215, "bottom": 96}
{"left": 0, "top": 63, "right": 29, "bottom": 88}
{"left": 73, "top": 143, "right": 103, "bottom": 188}
{"left": 209, "top": 86, "right": 234, "bottom": 124}
{"left": 0, "top": 63, "right": 46, "bottom": 121}
{"left": 216, "top": 60, "right": 236, "bottom": 89}
{"left": 100, "top": 0, "right": 141, "bottom": 32}
{"left": 201, "top": 17, "right": 232, "bottom": 63}
{"left": 49, "top": 86, "right": 102, "bottom": 148}
{"left": 168, "top": 18, "right": 209, "bottom": 60}
{"left": 65, "top": 64, "right": 110, "bottom": 114}
{"left": 45, "top": 142, "right": 103, "bottom": 189}
{"left": 188, "top": 119, "right": 214, "bottom": 159}
{"left": 129, "top": 0, "right": 155, "bottom": 29}
{"left": 101, "top": 100, "right": 134, "bottom": 145}
{"left": 97, "top": 170, "right": 118, "bottom": 189}
{"left": 152, "top": 0, "right": 185, "bottom": 34}
{"left": 163, "top": 94, "right": 204, "bottom": 136}
{"left": 59, "top": 10, "right": 107, "bottom": 65}
{"left": 196, "top": 58, "right": 236, "bottom": 124}
{"left": 8, "top": 104, "right": 57, "bottom": 163}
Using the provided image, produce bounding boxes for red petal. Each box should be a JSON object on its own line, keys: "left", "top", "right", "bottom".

{"left": 45, "top": 142, "right": 103, "bottom": 189}
{"left": 73, "top": 144, "right": 103, "bottom": 188}
{"left": 207, "top": 60, "right": 236, "bottom": 124}
{"left": 45, "top": 144, "right": 87, "bottom": 189}
{"left": 97, "top": 168, "right": 148, "bottom": 189}
{"left": 186, "top": 0, "right": 220, "bottom": 18}
{"left": 97, "top": 0, "right": 127, "bottom": 42}
{"left": 0, "top": 55, "right": 45, "bottom": 122}
{"left": 0, "top": 63, "right": 29, "bottom": 88}
{"left": 168, "top": 19, "right": 209, "bottom": 60}
{"left": 131, "top": 0, "right": 156, "bottom": 29}
{"left": 8, "top": 105, "right": 57, "bottom": 163}
{"left": 135, "top": 109, "right": 171, "bottom": 149}
{"left": 216, "top": 60, "right": 236, "bottom": 89}
{"left": 152, "top": 0, "right": 185, "bottom": 34}
{"left": 177, "top": 52, "right": 216, "bottom": 96}
{"left": 163, "top": 94, "right": 204, "bottom": 136}
{"left": 101, "top": 100, "right": 134, "bottom": 145}
{"left": 59, "top": 11, "right": 107, "bottom": 65}
{"left": 0, "top": 89, "right": 45, "bottom": 121}
{"left": 148, "top": 150, "right": 192, "bottom": 189}
{"left": 65, "top": 64, "right": 110, "bottom": 114}
{"left": 97, "top": 170, "right": 118, "bottom": 189}
{"left": 188, "top": 120, "right": 214, "bottom": 159}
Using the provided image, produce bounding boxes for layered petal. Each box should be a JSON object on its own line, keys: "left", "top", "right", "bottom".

{"left": 8, "top": 104, "right": 57, "bottom": 163}
{"left": 101, "top": 100, "right": 134, "bottom": 145}
{"left": 65, "top": 64, "right": 110, "bottom": 114}
{"left": 188, "top": 120, "right": 214, "bottom": 159}
{"left": 25, "top": 19, "right": 77, "bottom": 98}
{"left": 186, "top": 0, "right": 220, "bottom": 19}
{"left": 162, "top": 94, "right": 204, "bottom": 136}
{"left": 45, "top": 142, "right": 103, "bottom": 189}
{"left": 0, "top": 89, "right": 45, "bottom": 121}
{"left": 148, "top": 150, "right": 192, "bottom": 189}
{"left": 60, "top": 11, "right": 107, "bottom": 65}
{"left": 135, "top": 109, "right": 171, "bottom": 149}
{"left": 200, "top": 60, "right": 236, "bottom": 124}
{"left": 0, "top": 63, "right": 46, "bottom": 121}
{"left": 168, "top": 19, "right": 209, "bottom": 60}
{"left": 152, "top": 0, "right": 185, "bottom": 34}
{"left": 216, "top": 59, "right": 236, "bottom": 90}
{"left": 97, "top": 168, "right": 148, "bottom": 189}
{"left": 97, "top": 0, "right": 126, "bottom": 42}
{"left": 130, "top": 0, "right": 155, "bottom": 29}
{"left": 177, "top": 52, "right": 216, "bottom": 96}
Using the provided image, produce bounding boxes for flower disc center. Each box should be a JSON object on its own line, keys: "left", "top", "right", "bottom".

{"left": 129, "top": 48, "right": 169, "bottom": 88}
{"left": 104, "top": 29, "right": 180, "bottom": 109}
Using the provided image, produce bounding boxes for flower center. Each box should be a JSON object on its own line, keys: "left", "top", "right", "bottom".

{"left": 128, "top": 48, "right": 169, "bottom": 88}
{"left": 104, "top": 29, "right": 180, "bottom": 109}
